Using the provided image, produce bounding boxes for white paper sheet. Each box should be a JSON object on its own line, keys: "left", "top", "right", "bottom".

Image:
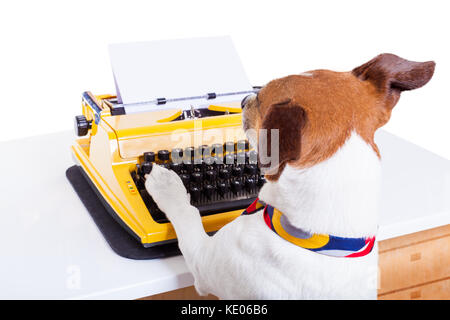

{"left": 109, "top": 36, "right": 253, "bottom": 109}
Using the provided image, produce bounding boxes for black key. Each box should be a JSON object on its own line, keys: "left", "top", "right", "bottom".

{"left": 258, "top": 175, "right": 266, "bottom": 186}
{"left": 245, "top": 164, "right": 258, "bottom": 175}
{"left": 171, "top": 148, "right": 183, "bottom": 163}
{"left": 231, "top": 180, "right": 243, "bottom": 194}
{"left": 158, "top": 150, "right": 170, "bottom": 162}
{"left": 180, "top": 174, "right": 190, "bottom": 187}
{"left": 144, "top": 151, "right": 155, "bottom": 162}
{"left": 219, "top": 168, "right": 230, "bottom": 179}
{"left": 217, "top": 182, "right": 229, "bottom": 196}
{"left": 191, "top": 172, "right": 203, "bottom": 183}
{"left": 204, "top": 184, "right": 215, "bottom": 199}
{"left": 189, "top": 186, "right": 201, "bottom": 202}
{"left": 141, "top": 162, "right": 153, "bottom": 175}
{"left": 232, "top": 166, "right": 243, "bottom": 177}
{"left": 236, "top": 152, "right": 246, "bottom": 165}
{"left": 245, "top": 178, "right": 256, "bottom": 190}
{"left": 183, "top": 161, "right": 194, "bottom": 174}
{"left": 170, "top": 162, "right": 182, "bottom": 174}
{"left": 160, "top": 163, "right": 171, "bottom": 170}
{"left": 205, "top": 170, "right": 216, "bottom": 183}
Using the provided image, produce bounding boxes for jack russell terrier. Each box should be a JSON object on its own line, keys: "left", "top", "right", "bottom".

{"left": 145, "top": 54, "right": 435, "bottom": 299}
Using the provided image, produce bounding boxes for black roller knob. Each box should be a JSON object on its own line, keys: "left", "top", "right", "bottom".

{"left": 231, "top": 180, "right": 243, "bottom": 194}
{"left": 232, "top": 166, "right": 243, "bottom": 177}
{"left": 158, "top": 150, "right": 170, "bottom": 162}
{"left": 217, "top": 182, "right": 229, "bottom": 196}
{"left": 144, "top": 151, "right": 155, "bottom": 162}
{"left": 205, "top": 170, "right": 216, "bottom": 183}
{"left": 204, "top": 184, "right": 215, "bottom": 199}
{"left": 171, "top": 148, "right": 183, "bottom": 163}
{"left": 191, "top": 172, "right": 203, "bottom": 183}
{"left": 245, "top": 164, "right": 258, "bottom": 175}
{"left": 189, "top": 186, "right": 201, "bottom": 202}
{"left": 219, "top": 168, "right": 230, "bottom": 179}
{"left": 141, "top": 162, "right": 153, "bottom": 175}
{"left": 224, "top": 141, "right": 235, "bottom": 153}
{"left": 212, "top": 143, "right": 223, "bottom": 155}
{"left": 180, "top": 174, "right": 190, "bottom": 187}
{"left": 245, "top": 178, "right": 256, "bottom": 190}
{"left": 74, "top": 115, "right": 92, "bottom": 136}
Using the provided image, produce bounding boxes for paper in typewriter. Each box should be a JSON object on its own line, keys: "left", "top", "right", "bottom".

{"left": 109, "top": 36, "right": 253, "bottom": 112}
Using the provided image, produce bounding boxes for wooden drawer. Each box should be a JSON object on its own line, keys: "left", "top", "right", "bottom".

{"left": 378, "top": 225, "right": 450, "bottom": 296}
{"left": 379, "top": 278, "right": 450, "bottom": 300}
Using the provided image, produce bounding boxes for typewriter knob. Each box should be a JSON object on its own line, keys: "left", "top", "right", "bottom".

{"left": 74, "top": 115, "right": 92, "bottom": 136}
{"left": 170, "top": 162, "right": 182, "bottom": 174}
{"left": 180, "top": 174, "right": 190, "bottom": 187}
{"left": 205, "top": 170, "right": 216, "bottom": 182}
{"left": 191, "top": 172, "right": 203, "bottom": 183}
{"left": 232, "top": 166, "right": 243, "bottom": 177}
{"left": 219, "top": 168, "right": 230, "bottom": 179}
{"left": 245, "top": 164, "right": 258, "bottom": 175}
{"left": 245, "top": 178, "right": 256, "bottom": 190}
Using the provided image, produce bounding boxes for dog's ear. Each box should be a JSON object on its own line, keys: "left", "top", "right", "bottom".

{"left": 259, "top": 99, "right": 306, "bottom": 181}
{"left": 352, "top": 53, "right": 435, "bottom": 108}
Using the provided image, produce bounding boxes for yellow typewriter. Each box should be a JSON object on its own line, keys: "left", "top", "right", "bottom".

{"left": 71, "top": 37, "right": 264, "bottom": 248}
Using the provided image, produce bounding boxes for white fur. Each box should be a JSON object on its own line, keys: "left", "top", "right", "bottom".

{"left": 145, "top": 132, "right": 380, "bottom": 299}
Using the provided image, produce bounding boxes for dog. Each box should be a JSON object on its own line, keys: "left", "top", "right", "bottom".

{"left": 145, "top": 54, "right": 435, "bottom": 299}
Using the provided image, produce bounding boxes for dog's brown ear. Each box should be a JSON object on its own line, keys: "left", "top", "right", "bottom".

{"left": 352, "top": 53, "right": 435, "bottom": 108}
{"left": 259, "top": 99, "right": 306, "bottom": 181}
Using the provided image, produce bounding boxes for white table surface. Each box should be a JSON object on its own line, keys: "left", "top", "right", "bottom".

{"left": 0, "top": 130, "right": 449, "bottom": 299}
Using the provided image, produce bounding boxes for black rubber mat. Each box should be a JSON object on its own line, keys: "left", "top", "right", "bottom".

{"left": 66, "top": 165, "right": 181, "bottom": 260}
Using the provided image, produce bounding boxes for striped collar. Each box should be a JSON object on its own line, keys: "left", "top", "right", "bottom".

{"left": 242, "top": 198, "right": 375, "bottom": 258}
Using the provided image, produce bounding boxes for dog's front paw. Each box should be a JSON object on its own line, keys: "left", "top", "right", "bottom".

{"left": 145, "top": 164, "right": 191, "bottom": 217}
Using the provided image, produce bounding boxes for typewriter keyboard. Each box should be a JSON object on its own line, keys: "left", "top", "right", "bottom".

{"left": 131, "top": 140, "right": 266, "bottom": 223}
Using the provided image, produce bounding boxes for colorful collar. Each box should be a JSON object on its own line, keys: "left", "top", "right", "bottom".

{"left": 242, "top": 199, "right": 375, "bottom": 258}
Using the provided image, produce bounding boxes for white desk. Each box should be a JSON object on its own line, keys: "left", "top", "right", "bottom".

{"left": 0, "top": 130, "right": 449, "bottom": 299}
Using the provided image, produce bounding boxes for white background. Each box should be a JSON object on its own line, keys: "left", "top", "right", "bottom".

{"left": 0, "top": 0, "right": 448, "bottom": 159}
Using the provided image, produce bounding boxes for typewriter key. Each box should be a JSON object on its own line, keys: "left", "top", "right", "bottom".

{"left": 144, "top": 151, "right": 156, "bottom": 163}
{"left": 224, "top": 154, "right": 235, "bottom": 165}
{"left": 245, "top": 164, "right": 258, "bottom": 175}
{"left": 219, "top": 168, "right": 230, "bottom": 179}
{"left": 236, "top": 152, "right": 246, "bottom": 165}
{"left": 205, "top": 170, "right": 216, "bottom": 182}
{"left": 217, "top": 182, "right": 229, "bottom": 196}
{"left": 258, "top": 175, "right": 266, "bottom": 186}
{"left": 189, "top": 187, "right": 201, "bottom": 202}
{"left": 157, "top": 150, "right": 170, "bottom": 162}
{"left": 231, "top": 180, "right": 243, "bottom": 194}
{"left": 170, "top": 162, "right": 182, "bottom": 174}
{"left": 248, "top": 150, "right": 258, "bottom": 164}
{"left": 183, "top": 161, "right": 194, "bottom": 174}
{"left": 200, "top": 145, "right": 212, "bottom": 158}
{"left": 245, "top": 178, "right": 256, "bottom": 190}
{"left": 232, "top": 166, "right": 243, "bottom": 177}
{"left": 141, "top": 162, "right": 153, "bottom": 175}
{"left": 180, "top": 174, "right": 190, "bottom": 187}
{"left": 204, "top": 184, "right": 215, "bottom": 199}
{"left": 191, "top": 172, "right": 203, "bottom": 183}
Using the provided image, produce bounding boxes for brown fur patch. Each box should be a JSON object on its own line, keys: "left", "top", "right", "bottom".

{"left": 244, "top": 54, "right": 435, "bottom": 180}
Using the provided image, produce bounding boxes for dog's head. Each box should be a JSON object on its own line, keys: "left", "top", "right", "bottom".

{"left": 242, "top": 53, "right": 435, "bottom": 181}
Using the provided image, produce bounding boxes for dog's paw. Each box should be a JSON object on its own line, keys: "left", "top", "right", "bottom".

{"left": 145, "top": 164, "right": 191, "bottom": 217}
